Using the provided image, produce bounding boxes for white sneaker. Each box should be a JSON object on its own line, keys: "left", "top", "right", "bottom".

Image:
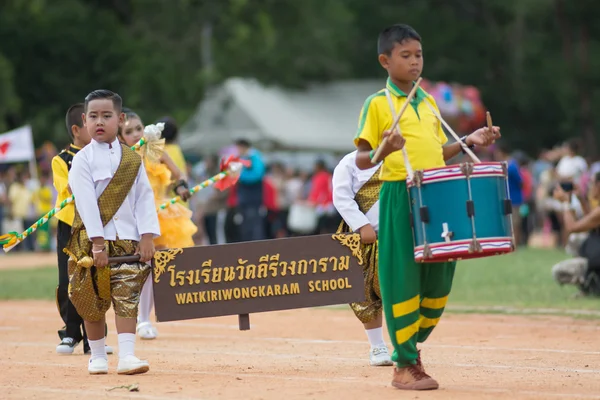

{"left": 56, "top": 337, "right": 80, "bottom": 354}
{"left": 369, "top": 345, "right": 394, "bottom": 366}
{"left": 117, "top": 355, "right": 150, "bottom": 375}
{"left": 88, "top": 358, "right": 109, "bottom": 375}
{"left": 136, "top": 322, "right": 157, "bottom": 340}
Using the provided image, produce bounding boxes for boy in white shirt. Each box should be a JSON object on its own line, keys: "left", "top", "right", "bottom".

{"left": 332, "top": 150, "right": 392, "bottom": 366}
{"left": 65, "top": 89, "right": 160, "bottom": 375}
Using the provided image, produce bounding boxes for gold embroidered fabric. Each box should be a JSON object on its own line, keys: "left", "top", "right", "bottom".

{"left": 337, "top": 220, "right": 381, "bottom": 323}
{"left": 109, "top": 260, "right": 150, "bottom": 318}
{"left": 335, "top": 165, "right": 383, "bottom": 323}
{"left": 65, "top": 144, "right": 142, "bottom": 321}
{"left": 68, "top": 240, "right": 150, "bottom": 321}
{"left": 354, "top": 166, "right": 383, "bottom": 215}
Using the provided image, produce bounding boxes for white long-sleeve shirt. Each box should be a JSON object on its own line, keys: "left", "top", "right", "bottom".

{"left": 332, "top": 150, "right": 381, "bottom": 232}
{"left": 69, "top": 137, "right": 160, "bottom": 241}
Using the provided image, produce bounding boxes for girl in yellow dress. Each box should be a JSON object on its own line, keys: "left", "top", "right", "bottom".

{"left": 120, "top": 109, "right": 198, "bottom": 340}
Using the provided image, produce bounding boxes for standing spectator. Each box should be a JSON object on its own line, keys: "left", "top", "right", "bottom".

{"left": 224, "top": 185, "right": 241, "bottom": 243}
{"left": 268, "top": 163, "right": 289, "bottom": 236}
{"left": 494, "top": 144, "right": 523, "bottom": 246}
{"left": 518, "top": 155, "right": 534, "bottom": 246}
{"left": 32, "top": 172, "right": 54, "bottom": 252}
{"left": 284, "top": 168, "right": 309, "bottom": 237}
{"left": 7, "top": 170, "right": 34, "bottom": 252}
{"left": 532, "top": 149, "right": 553, "bottom": 186}
{"left": 307, "top": 160, "right": 337, "bottom": 234}
{"left": 556, "top": 139, "right": 588, "bottom": 182}
{"left": 262, "top": 173, "right": 282, "bottom": 239}
{"left": 235, "top": 139, "right": 266, "bottom": 242}
{"left": 201, "top": 155, "right": 228, "bottom": 245}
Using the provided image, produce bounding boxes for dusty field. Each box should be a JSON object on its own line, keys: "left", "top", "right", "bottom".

{"left": 0, "top": 252, "right": 56, "bottom": 270}
{"left": 0, "top": 301, "right": 599, "bottom": 400}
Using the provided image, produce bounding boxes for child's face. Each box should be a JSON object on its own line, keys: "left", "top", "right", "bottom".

{"left": 83, "top": 99, "right": 124, "bottom": 144}
{"left": 379, "top": 39, "right": 423, "bottom": 83}
{"left": 122, "top": 116, "right": 144, "bottom": 147}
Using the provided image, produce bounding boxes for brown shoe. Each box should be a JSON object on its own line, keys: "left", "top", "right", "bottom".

{"left": 392, "top": 365, "right": 439, "bottom": 391}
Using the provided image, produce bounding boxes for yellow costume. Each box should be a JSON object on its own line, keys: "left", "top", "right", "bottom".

{"left": 144, "top": 155, "right": 197, "bottom": 249}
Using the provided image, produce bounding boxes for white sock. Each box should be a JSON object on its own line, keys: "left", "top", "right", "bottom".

{"left": 118, "top": 333, "right": 136, "bottom": 359}
{"left": 137, "top": 276, "right": 154, "bottom": 325}
{"left": 89, "top": 337, "right": 107, "bottom": 361}
{"left": 365, "top": 327, "right": 386, "bottom": 349}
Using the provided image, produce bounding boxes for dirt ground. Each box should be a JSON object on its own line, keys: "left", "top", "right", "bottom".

{"left": 0, "top": 300, "right": 599, "bottom": 400}
{"left": 0, "top": 252, "right": 57, "bottom": 270}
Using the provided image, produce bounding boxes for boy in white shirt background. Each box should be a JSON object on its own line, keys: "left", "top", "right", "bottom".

{"left": 66, "top": 89, "right": 161, "bottom": 375}
{"left": 332, "top": 150, "right": 393, "bottom": 367}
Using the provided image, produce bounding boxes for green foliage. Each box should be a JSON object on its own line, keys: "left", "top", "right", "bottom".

{"left": 1, "top": 0, "right": 600, "bottom": 154}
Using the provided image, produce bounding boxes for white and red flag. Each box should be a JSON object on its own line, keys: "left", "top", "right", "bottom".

{"left": 0, "top": 125, "right": 35, "bottom": 163}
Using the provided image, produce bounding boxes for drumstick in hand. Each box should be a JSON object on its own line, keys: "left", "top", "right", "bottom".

{"left": 486, "top": 111, "right": 496, "bottom": 143}
{"left": 371, "top": 78, "right": 423, "bottom": 164}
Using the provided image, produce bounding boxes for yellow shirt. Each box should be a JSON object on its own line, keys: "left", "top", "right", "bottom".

{"left": 8, "top": 183, "right": 32, "bottom": 219}
{"left": 52, "top": 145, "right": 81, "bottom": 225}
{"left": 165, "top": 144, "right": 187, "bottom": 176}
{"left": 354, "top": 78, "right": 448, "bottom": 181}
{"left": 34, "top": 185, "right": 53, "bottom": 214}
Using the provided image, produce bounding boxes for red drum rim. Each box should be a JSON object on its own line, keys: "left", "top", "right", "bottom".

{"left": 414, "top": 237, "right": 514, "bottom": 263}
{"left": 407, "top": 162, "right": 507, "bottom": 187}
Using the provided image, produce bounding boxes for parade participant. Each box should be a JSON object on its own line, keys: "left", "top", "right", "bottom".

{"left": 53, "top": 103, "right": 113, "bottom": 356}
{"left": 120, "top": 108, "right": 195, "bottom": 340}
{"left": 354, "top": 24, "right": 500, "bottom": 390}
{"left": 332, "top": 150, "right": 392, "bottom": 367}
{"left": 66, "top": 90, "right": 160, "bottom": 375}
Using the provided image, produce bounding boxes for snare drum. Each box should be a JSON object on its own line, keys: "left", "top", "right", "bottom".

{"left": 407, "top": 162, "right": 515, "bottom": 263}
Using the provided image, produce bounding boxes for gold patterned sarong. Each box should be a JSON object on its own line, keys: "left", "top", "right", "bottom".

{"left": 65, "top": 144, "right": 148, "bottom": 321}
{"left": 337, "top": 166, "right": 383, "bottom": 324}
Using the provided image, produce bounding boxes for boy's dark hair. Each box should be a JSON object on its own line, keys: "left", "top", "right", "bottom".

{"left": 235, "top": 138, "right": 251, "bottom": 148}
{"left": 65, "top": 103, "right": 85, "bottom": 141}
{"left": 378, "top": 24, "right": 421, "bottom": 55}
{"left": 156, "top": 116, "right": 178, "bottom": 143}
{"left": 84, "top": 89, "right": 123, "bottom": 113}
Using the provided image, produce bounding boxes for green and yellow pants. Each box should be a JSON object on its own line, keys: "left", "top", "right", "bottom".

{"left": 379, "top": 181, "right": 456, "bottom": 367}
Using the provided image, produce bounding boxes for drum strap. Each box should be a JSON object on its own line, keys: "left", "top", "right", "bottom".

{"left": 354, "top": 165, "right": 383, "bottom": 215}
{"left": 384, "top": 89, "right": 414, "bottom": 180}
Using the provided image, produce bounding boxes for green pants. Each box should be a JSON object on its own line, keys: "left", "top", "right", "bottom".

{"left": 379, "top": 181, "right": 456, "bottom": 367}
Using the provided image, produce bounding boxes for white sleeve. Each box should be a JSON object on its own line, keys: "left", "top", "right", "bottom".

{"left": 134, "top": 161, "right": 161, "bottom": 238}
{"left": 332, "top": 160, "right": 370, "bottom": 232}
{"left": 69, "top": 153, "right": 104, "bottom": 239}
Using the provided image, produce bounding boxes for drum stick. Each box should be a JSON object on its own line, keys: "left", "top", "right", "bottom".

{"left": 371, "top": 78, "right": 423, "bottom": 164}
{"left": 76, "top": 255, "right": 142, "bottom": 268}
{"left": 425, "top": 101, "right": 481, "bottom": 163}
{"left": 486, "top": 111, "right": 498, "bottom": 144}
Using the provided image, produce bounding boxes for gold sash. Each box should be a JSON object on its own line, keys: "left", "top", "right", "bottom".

{"left": 65, "top": 144, "right": 142, "bottom": 301}
{"left": 337, "top": 166, "right": 382, "bottom": 234}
